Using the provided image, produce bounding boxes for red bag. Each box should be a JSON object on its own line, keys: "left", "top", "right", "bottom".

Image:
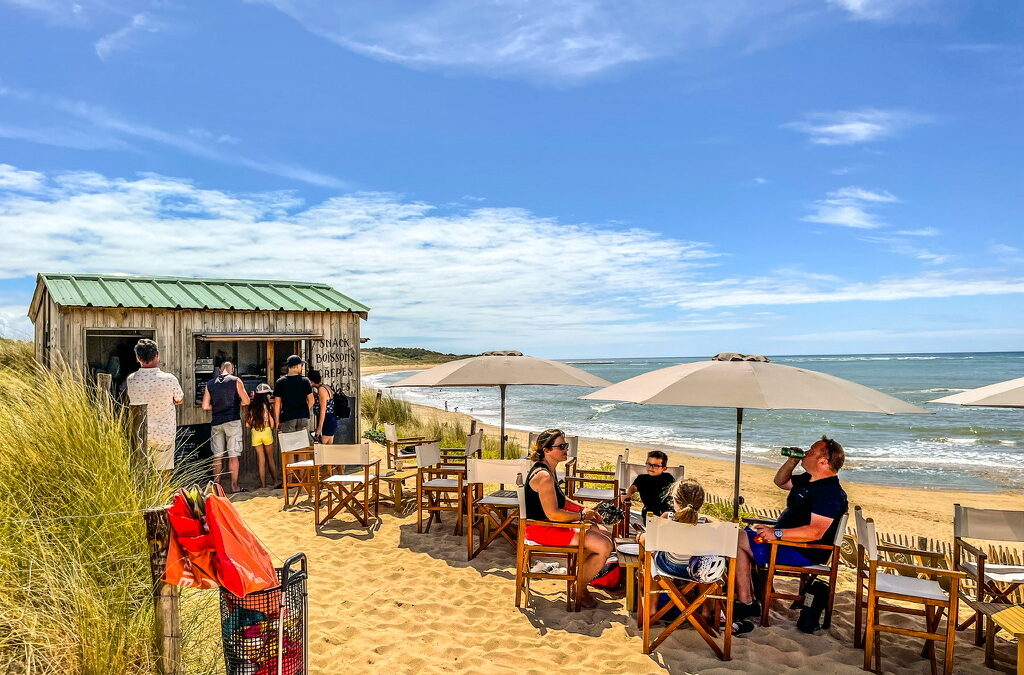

{"left": 205, "top": 493, "right": 278, "bottom": 597}
{"left": 589, "top": 556, "right": 623, "bottom": 589}
{"left": 163, "top": 491, "right": 219, "bottom": 590}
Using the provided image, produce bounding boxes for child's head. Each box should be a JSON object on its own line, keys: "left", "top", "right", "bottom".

{"left": 668, "top": 479, "right": 705, "bottom": 524}
{"left": 645, "top": 450, "right": 668, "bottom": 475}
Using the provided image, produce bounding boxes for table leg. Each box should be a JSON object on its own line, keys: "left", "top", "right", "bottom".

{"left": 392, "top": 481, "right": 404, "bottom": 515}
{"left": 625, "top": 565, "right": 636, "bottom": 614}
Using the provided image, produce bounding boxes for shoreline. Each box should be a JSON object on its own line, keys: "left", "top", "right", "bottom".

{"left": 361, "top": 361, "right": 1023, "bottom": 538}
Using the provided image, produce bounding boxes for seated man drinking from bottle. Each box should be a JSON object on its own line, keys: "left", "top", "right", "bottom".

{"left": 732, "top": 436, "right": 848, "bottom": 625}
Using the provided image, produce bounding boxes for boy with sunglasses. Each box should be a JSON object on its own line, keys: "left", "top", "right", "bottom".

{"left": 623, "top": 450, "right": 675, "bottom": 521}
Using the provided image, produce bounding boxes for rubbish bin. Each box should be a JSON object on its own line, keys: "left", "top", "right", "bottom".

{"left": 219, "top": 553, "right": 307, "bottom": 675}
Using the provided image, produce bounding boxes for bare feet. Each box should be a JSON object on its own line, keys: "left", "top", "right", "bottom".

{"left": 579, "top": 591, "right": 598, "bottom": 609}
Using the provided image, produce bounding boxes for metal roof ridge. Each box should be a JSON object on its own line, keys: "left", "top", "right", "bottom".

{"left": 40, "top": 272, "right": 334, "bottom": 288}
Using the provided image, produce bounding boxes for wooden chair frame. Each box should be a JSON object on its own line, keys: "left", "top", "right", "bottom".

{"left": 384, "top": 422, "right": 427, "bottom": 470}
{"left": 415, "top": 442, "right": 465, "bottom": 535}
{"left": 465, "top": 458, "right": 531, "bottom": 560}
{"left": 952, "top": 503, "right": 1024, "bottom": 647}
{"left": 855, "top": 507, "right": 965, "bottom": 675}
{"left": 313, "top": 443, "right": 381, "bottom": 529}
{"left": 748, "top": 513, "right": 848, "bottom": 630}
{"left": 619, "top": 460, "right": 685, "bottom": 537}
{"left": 639, "top": 518, "right": 739, "bottom": 660}
{"left": 279, "top": 430, "right": 314, "bottom": 508}
{"left": 441, "top": 430, "right": 484, "bottom": 469}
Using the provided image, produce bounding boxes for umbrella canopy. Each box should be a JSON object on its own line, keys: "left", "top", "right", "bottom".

{"left": 581, "top": 353, "right": 929, "bottom": 518}
{"left": 389, "top": 351, "right": 610, "bottom": 457}
{"left": 928, "top": 376, "right": 1024, "bottom": 409}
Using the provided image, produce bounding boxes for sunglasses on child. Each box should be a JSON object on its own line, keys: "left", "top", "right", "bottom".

{"left": 645, "top": 461, "right": 666, "bottom": 469}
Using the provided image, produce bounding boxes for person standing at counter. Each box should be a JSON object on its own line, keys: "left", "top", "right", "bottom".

{"left": 308, "top": 370, "right": 339, "bottom": 444}
{"left": 274, "top": 354, "right": 314, "bottom": 434}
{"left": 202, "top": 361, "right": 251, "bottom": 493}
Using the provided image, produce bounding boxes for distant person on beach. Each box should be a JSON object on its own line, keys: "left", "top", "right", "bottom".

{"left": 202, "top": 362, "right": 251, "bottom": 493}
{"left": 274, "top": 355, "right": 314, "bottom": 434}
{"left": 245, "top": 383, "right": 279, "bottom": 488}
{"left": 126, "top": 338, "right": 183, "bottom": 473}
{"left": 308, "top": 370, "right": 339, "bottom": 444}
{"left": 732, "top": 436, "right": 848, "bottom": 625}
{"left": 524, "top": 428, "right": 614, "bottom": 609}
{"left": 623, "top": 450, "right": 674, "bottom": 520}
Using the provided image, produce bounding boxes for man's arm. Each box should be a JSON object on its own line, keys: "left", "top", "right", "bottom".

{"left": 201, "top": 386, "right": 212, "bottom": 411}
{"left": 273, "top": 397, "right": 282, "bottom": 426}
{"left": 236, "top": 379, "right": 251, "bottom": 406}
{"left": 172, "top": 379, "right": 184, "bottom": 406}
{"left": 756, "top": 513, "right": 833, "bottom": 543}
{"left": 306, "top": 392, "right": 315, "bottom": 412}
{"left": 774, "top": 457, "right": 800, "bottom": 490}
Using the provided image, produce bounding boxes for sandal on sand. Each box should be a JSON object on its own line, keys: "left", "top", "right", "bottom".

{"left": 230, "top": 488, "right": 248, "bottom": 494}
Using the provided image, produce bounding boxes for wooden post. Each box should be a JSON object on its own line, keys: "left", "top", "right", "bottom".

{"left": 144, "top": 507, "right": 181, "bottom": 675}
{"left": 469, "top": 420, "right": 477, "bottom": 436}
{"left": 96, "top": 372, "right": 113, "bottom": 399}
{"left": 127, "top": 404, "right": 149, "bottom": 474}
{"left": 371, "top": 389, "right": 383, "bottom": 427}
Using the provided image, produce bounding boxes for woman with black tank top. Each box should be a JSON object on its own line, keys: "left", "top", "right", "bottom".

{"left": 525, "top": 429, "right": 614, "bottom": 609}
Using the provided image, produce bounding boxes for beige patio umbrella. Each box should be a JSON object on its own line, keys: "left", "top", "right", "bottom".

{"left": 928, "top": 376, "right": 1024, "bottom": 408}
{"left": 389, "top": 350, "right": 610, "bottom": 458}
{"left": 581, "top": 353, "right": 929, "bottom": 518}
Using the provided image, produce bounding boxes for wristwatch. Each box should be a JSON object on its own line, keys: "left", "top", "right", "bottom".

{"left": 774, "top": 528, "right": 784, "bottom": 541}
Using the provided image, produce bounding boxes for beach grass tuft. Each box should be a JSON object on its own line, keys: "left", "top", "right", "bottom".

{"left": 0, "top": 362, "right": 218, "bottom": 674}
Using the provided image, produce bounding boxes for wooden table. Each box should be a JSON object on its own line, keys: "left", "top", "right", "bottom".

{"left": 379, "top": 469, "right": 417, "bottom": 515}
{"left": 616, "top": 537, "right": 641, "bottom": 614}
{"left": 977, "top": 602, "right": 1024, "bottom": 673}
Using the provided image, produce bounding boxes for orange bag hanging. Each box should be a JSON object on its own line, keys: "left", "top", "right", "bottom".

{"left": 205, "top": 493, "right": 278, "bottom": 597}
{"left": 163, "top": 491, "right": 219, "bottom": 589}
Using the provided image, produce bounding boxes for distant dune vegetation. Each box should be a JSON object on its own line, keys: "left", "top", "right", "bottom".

{"left": 360, "top": 346, "right": 476, "bottom": 367}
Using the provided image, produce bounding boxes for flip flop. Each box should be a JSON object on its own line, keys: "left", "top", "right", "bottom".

{"left": 231, "top": 488, "right": 249, "bottom": 494}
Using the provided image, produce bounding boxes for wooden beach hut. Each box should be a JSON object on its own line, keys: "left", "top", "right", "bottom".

{"left": 28, "top": 272, "right": 369, "bottom": 467}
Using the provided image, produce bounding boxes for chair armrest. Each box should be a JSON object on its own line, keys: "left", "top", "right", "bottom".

{"left": 877, "top": 544, "right": 947, "bottom": 562}
{"left": 575, "top": 468, "right": 615, "bottom": 478}
{"left": 742, "top": 517, "right": 777, "bottom": 526}
{"left": 955, "top": 539, "right": 987, "bottom": 561}
{"left": 421, "top": 467, "right": 464, "bottom": 480}
{"left": 396, "top": 436, "right": 427, "bottom": 443}
{"left": 767, "top": 540, "right": 836, "bottom": 551}
{"left": 565, "top": 476, "right": 617, "bottom": 487}
{"left": 875, "top": 560, "right": 966, "bottom": 579}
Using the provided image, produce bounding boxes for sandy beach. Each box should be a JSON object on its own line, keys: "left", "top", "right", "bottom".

{"left": 221, "top": 363, "right": 1024, "bottom": 673}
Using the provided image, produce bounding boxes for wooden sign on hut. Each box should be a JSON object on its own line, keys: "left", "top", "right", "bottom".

{"left": 28, "top": 273, "right": 369, "bottom": 468}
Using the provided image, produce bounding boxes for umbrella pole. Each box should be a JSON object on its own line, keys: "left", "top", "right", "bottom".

{"left": 499, "top": 384, "right": 507, "bottom": 460}
{"left": 733, "top": 407, "right": 744, "bottom": 521}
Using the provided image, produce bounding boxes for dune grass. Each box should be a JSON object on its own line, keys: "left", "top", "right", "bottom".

{"left": 0, "top": 361, "right": 219, "bottom": 674}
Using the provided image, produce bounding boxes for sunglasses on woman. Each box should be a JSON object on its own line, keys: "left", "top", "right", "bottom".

{"left": 550, "top": 442, "right": 571, "bottom": 450}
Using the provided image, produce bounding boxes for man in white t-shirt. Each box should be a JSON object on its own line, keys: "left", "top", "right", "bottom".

{"left": 126, "top": 338, "right": 184, "bottom": 471}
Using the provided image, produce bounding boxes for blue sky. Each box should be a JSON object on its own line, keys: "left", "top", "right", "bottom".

{"left": 0, "top": 0, "right": 1021, "bottom": 358}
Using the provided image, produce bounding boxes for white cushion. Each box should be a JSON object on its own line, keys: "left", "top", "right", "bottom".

{"left": 875, "top": 572, "right": 947, "bottom": 601}
{"left": 801, "top": 563, "right": 830, "bottom": 573}
{"left": 323, "top": 474, "right": 365, "bottom": 484}
{"left": 438, "top": 464, "right": 466, "bottom": 471}
{"left": 963, "top": 562, "right": 1024, "bottom": 584}
{"left": 422, "top": 478, "right": 459, "bottom": 489}
{"left": 286, "top": 460, "right": 314, "bottom": 468}
{"left": 477, "top": 493, "right": 519, "bottom": 507}
{"left": 525, "top": 539, "right": 540, "bottom": 546}
{"left": 572, "top": 487, "right": 615, "bottom": 500}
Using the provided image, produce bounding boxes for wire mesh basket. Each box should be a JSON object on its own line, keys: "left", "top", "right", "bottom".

{"left": 220, "top": 553, "right": 308, "bottom": 675}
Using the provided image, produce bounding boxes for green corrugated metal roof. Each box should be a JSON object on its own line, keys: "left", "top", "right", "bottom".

{"left": 35, "top": 273, "right": 370, "bottom": 315}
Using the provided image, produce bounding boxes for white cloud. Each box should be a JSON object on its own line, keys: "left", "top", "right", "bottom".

{"left": 1, "top": 166, "right": 1020, "bottom": 350}
{"left": 803, "top": 185, "right": 897, "bottom": 229}
{"left": 0, "top": 85, "right": 345, "bottom": 188}
{"left": 785, "top": 109, "right": 928, "bottom": 145}
{"left": 893, "top": 227, "right": 939, "bottom": 236}
{"left": 95, "top": 13, "right": 158, "bottom": 60}
{"left": 753, "top": 177, "right": 767, "bottom": 185}
{"left": 249, "top": 0, "right": 805, "bottom": 83}
{"left": 827, "top": 0, "right": 928, "bottom": 22}
{"left": 0, "top": 164, "right": 46, "bottom": 192}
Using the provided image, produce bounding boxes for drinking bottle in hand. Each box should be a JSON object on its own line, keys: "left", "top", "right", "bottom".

{"left": 781, "top": 446, "right": 805, "bottom": 458}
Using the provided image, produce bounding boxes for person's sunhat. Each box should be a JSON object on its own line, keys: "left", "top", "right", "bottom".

{"left": 254, "top": 383, "right": 272, "bottom": 394}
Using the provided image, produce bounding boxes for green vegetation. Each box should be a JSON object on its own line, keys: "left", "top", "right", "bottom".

{"left": 360, "top": 346, "right": 476, "bottom": 368}
{"left": 0, "top": 360, "right": 218, "bottom": 674}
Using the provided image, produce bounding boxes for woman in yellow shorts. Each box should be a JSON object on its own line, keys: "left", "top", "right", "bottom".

{"left": 245, "top": 383, "right": 280, "bottom": 488}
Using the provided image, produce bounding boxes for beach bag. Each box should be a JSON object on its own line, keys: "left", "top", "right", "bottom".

{"left": 797, "top": 579, "right": 830, "bottom": 633}
{"left": 164, "top": 488, "right": 219, "bottom": 589}
{"left": 205, "top": 491, "right": 278, "bottom": 597}
{"left": 589, "top": 555, "right": 623, "bottom": 589}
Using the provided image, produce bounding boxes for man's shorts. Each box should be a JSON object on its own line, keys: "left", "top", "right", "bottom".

{"left": 745, "top": 528, "right": 820, "bottom": 567}
{"left": 251, "top": 427, "right": 274, "bottom": 446}
{"left": 150, "top": 441, "right": 175, "bottom": 471}
{"left": 278, "top": 417, "right": 309, "bottom": 433}
{"left": 211, "top": 420, "right": 243, "bottom": 458}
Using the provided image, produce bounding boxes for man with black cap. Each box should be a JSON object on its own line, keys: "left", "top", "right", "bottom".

{"left": 273, "top": 354, "right": 314, "bottom": 433}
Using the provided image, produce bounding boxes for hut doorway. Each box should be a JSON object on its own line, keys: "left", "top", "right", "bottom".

{"left": 85, "top": 329, "right": 155, "bottom": 397}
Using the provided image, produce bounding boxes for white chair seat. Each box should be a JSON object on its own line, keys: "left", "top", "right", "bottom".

{"left": 286, "top": 459, "right": 314, "bottom": 468}
{"left": 323, "top": 474, "right": 366, "bottom": 484}
{"left": 438, "top": 464, "right": 466, "bottom": 471}
{"left": 875, "top": 572, "right": 948, "bottom": 601}
{"left": 801, "top": 563, "right": 830, "bottom": 573}
{"left": 963, "top": 561, "right": 1024, "bottom": 584}
{"left": 477, "top": 493, "right": 519, "bottom": 507}
{"left": 572, "top": 487, "right": 615, "bottom": 500}
{"left": 422, "top": 478, "right": 459, "bottom": 489}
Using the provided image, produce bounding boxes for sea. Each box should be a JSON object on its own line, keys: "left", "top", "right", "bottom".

{"left": 363, "top": 352, "right": 1024, "bottom": 493}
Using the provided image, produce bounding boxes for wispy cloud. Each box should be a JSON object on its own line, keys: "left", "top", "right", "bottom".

{"left": 785, "top": 108, "right": 929, "bottom": 145}
{"left": 0, "top": 85, "right": 345, "bottom": 188}
{"left": 827, "top": 0, "right": 929, "bottom": 22}
{"left": 804, "top": 185, "right": 897, "bottom": 229}
{"left": 95, "top": 13, "right": 159, "bottom": 60}
{"left": 1, "top": 166, "right": 1020, "bottom": 350}
{"left": 249, "top": 0, "right": 806, "bottom": 83}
